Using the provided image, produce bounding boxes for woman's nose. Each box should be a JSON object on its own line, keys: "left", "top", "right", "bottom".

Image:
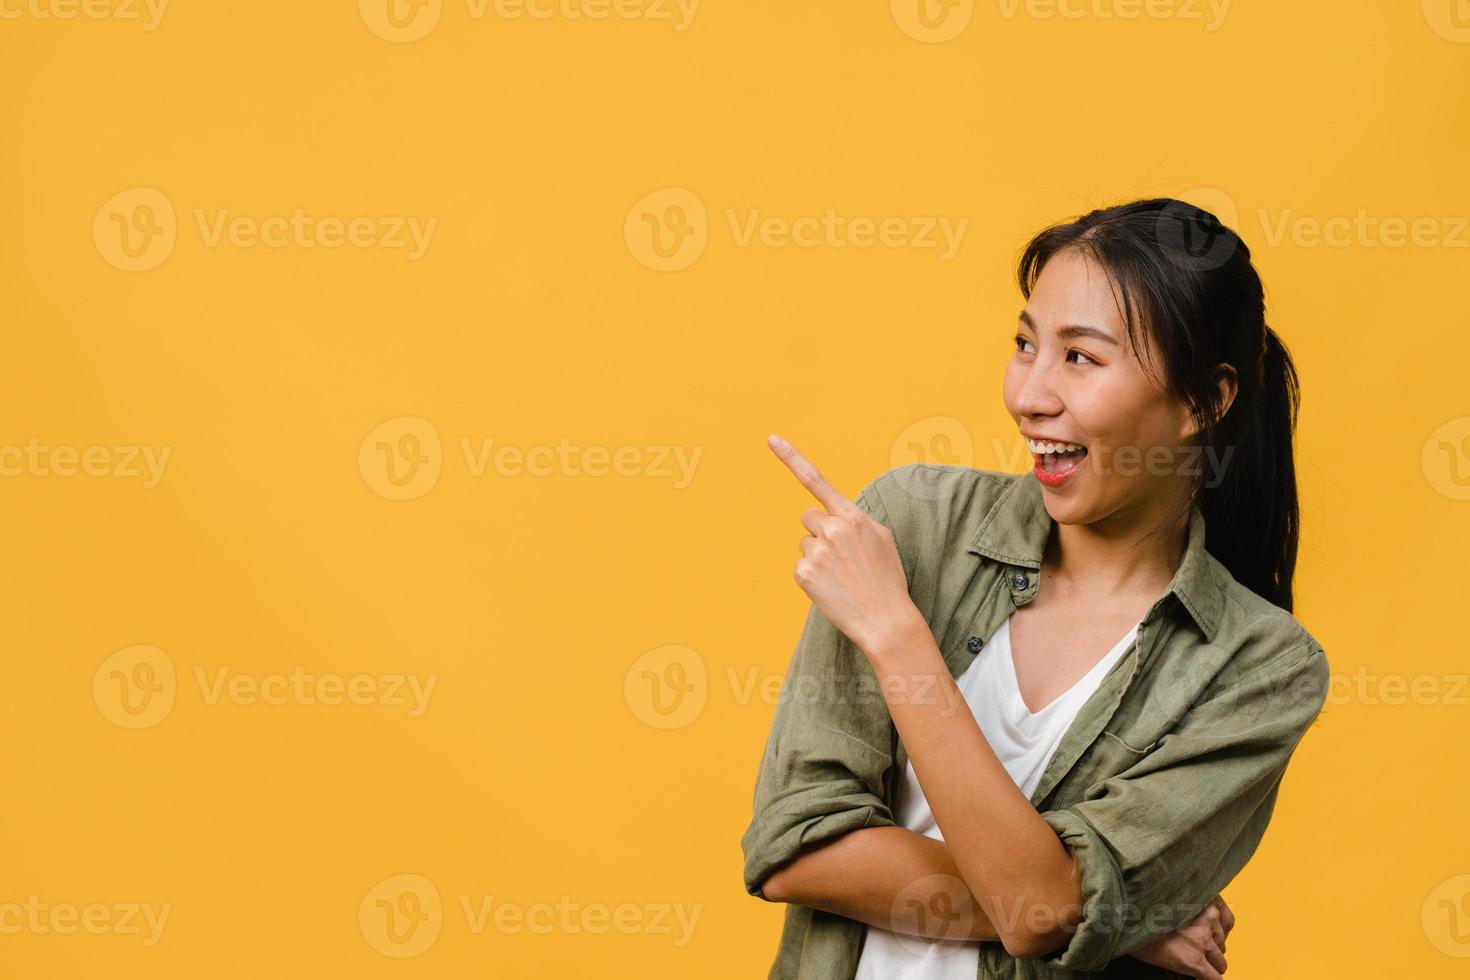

{"left": 1013, "top": 361, "right": 1064, "bottom": 417}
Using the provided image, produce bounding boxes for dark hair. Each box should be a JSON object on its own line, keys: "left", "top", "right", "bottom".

{"left": 1016, "top": 198, "right": 1301, "bottom": 613}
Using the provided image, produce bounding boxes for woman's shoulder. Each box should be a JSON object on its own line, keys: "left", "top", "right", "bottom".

{"left": 858, "top": 462, "right": 1017, "bottom": 519}
{"left": 858, "top": 462, "right": 1016, "bottom": 541}
{"left": 1203, "top": 550, "right": 1328, "bottom": 684}
{"left": 853, "top": 464, "right": 1020, "bottom": 591}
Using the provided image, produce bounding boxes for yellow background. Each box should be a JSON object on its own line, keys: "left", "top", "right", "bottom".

{"left": 3, "top": 0, "right": 1468, "bottom": 976}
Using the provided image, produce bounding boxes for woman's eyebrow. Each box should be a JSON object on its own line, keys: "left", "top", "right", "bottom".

{"left": 1018, "top": 310, "right": 1118, "bottom": 346}
{"left": 1058, "top": 324, "right": 1119, "bottom": 345}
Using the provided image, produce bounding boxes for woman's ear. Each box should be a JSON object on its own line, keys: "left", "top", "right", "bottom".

{"left": 1177, "top": 364, "right": 1240, "bottom": 442}
{"left": 1212, "top": 364, "right": 1240, "bottom": 425}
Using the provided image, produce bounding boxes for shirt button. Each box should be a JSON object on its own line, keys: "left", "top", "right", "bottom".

{"left": 967, "top": 635, "right": 983, "bottom": 653}
{"left": 1012, "top": 573, "right": 1029, "bottom": 590}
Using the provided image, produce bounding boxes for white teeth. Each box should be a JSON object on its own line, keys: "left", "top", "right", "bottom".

{"left": 1026, "top": 438, "right": 1085, "bottom": 454}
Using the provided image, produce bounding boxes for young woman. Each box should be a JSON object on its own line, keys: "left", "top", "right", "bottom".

{"left": 742, "top": 199, "right": 1330, "bottom": 979}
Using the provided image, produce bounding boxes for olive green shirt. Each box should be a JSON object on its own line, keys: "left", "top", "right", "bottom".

{"left": 740, "top": 464, "right": 1330, "bottom": 979}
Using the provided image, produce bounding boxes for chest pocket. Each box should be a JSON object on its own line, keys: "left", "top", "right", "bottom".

{"left": 1085, "top": 727, "right": 1160, "bottom": 781}
{"left": 1045, "top": 726, "right": 1159, "bottom": 805}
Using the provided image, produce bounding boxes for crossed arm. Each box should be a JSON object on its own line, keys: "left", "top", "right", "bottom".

{"left": 761, "top": 826, "right": 1007, "bottom": 942}
{"left": 763, "top": 826, "right": 1236, "bottom": 979}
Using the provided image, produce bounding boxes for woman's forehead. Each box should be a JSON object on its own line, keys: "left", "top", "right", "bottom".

{"left": 1027, "top": 251, "right": 1132, "bottom": 335}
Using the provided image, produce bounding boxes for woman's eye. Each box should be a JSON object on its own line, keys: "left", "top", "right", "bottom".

{"left": 1014, "top": 336, "right": 1095, "bottom": 365}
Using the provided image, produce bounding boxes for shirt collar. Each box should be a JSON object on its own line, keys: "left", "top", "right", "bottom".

{"left": 967, "top": 472, "right": 1225, "bottom": 643}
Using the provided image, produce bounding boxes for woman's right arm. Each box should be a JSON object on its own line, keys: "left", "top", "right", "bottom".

{"left": 741, "top": 482, "right": 914, "bottom": 903}
{"left": 763, "top": 826, "right": 1004, "bottom": 942}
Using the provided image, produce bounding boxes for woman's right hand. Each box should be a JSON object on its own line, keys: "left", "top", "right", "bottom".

{"left": 1126, "top": 894, "right": 1235, "bottom": 979}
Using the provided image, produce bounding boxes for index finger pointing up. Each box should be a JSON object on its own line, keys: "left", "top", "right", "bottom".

{"left": 767, "top": 433, "right": 857, "bottom": 515}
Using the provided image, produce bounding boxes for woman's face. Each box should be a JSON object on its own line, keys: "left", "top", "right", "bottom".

{"left": 1003, "top": 246, "right": 1199, "bottom": 527}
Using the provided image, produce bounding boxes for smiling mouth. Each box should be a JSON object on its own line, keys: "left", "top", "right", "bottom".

{"left": 1035, "top": 446, "right": 1087, "bottom": 473}
{"left": 1026, "top": 438, "right": 1088, "bottom": 484}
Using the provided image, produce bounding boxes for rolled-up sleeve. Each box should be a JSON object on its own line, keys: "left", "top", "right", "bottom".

{"left": 740, "top": 481, "right": 902, "bottom": 902}
{"left": 1034, "top": 641, "right": 1330, "bottom": 971}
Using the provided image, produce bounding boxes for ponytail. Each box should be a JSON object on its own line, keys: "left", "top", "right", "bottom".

{"left": 1198, "top": 325, "right": 1301, "bottom": 612}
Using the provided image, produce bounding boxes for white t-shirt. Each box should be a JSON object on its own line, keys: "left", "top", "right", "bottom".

{"left": 854, "top": 611, "right": 1141, "bottom": 980}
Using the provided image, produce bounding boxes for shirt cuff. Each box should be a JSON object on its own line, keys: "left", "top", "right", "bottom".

{"left": 743, "top": 802, "right": 894, "bottom": 902}
{"left": 1035, "top": 807, "right": 1127, "bottom": 972}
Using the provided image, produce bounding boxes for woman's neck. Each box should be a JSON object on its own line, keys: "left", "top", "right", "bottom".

{"left": 1042, "top": 503, "right": 1189, "bottom": 603}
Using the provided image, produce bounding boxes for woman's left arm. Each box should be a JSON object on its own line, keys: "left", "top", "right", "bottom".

{"left": 866, "top": 607, "right": 1329, "bottom": 973}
